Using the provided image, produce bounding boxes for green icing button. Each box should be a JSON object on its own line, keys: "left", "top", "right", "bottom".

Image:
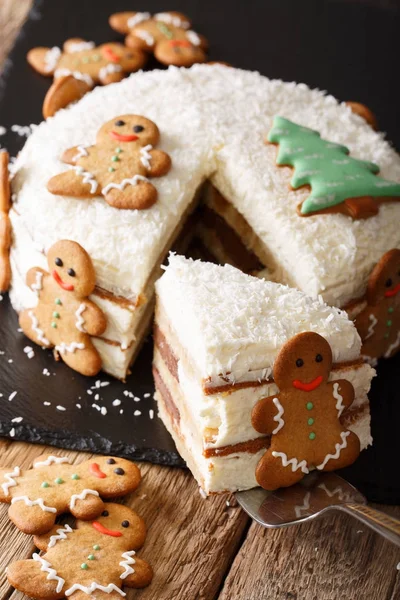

{"left": 81, "top": 563, "right": 88, "bottom": 570}
{"left": 55, "top": 298, "right": 62, "bottom": 305}
{"left": 306, "top": 402, "right": 313, "bottom": 410}
{"left": 71, "top": 474, "right": 79, "bottom": 480}
{"left": 112, "top": 155, "right": 119, "bottom": 162}
{"left": 388, "top": 307, "right": 394, "bottom": 313}
{"left": 51, "top": 322, "right": 57, "bottom": 328}
{"left": 41, "top": 482, "right": 49, "bottom": 488}
{"left": 307, "top": 417, "right": 314, "bottom": 426}
{"left": 53, "top": 312, "right": 60, "bottom": 319}
{"left": 93, "top": 544, "right": 100, "bottom": 551}
{"left": 55, "top": 477, "right": 64, "bottom": 484}
{"left": 108, "top": 167, "right": 115, "bottom": 172}
{"left": 387, "top": 320, "right": 392, "bottom": 327}
{"left": 309, "top": 432, "right": 316, "bottom": 440}
{"left": 87, "top": 554, "right": 95, "bottom": 560}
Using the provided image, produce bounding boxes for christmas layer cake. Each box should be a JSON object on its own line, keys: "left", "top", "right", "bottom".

{"left": 153, "top": 255, "right": 375, "bottom": 494}
{"left": 7, "top": 64, "right": 400, "bottom": 379}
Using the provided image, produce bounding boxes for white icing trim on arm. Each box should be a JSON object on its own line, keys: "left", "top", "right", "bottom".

{"left": 384, "top": 330, "right": 400, "bottom": 358}
{"left": 332, "top": 382, "right": 345, "bottom": 417}
{"left": 139, "top": 145, "right": 153, "bottom": 170}
{"left": 271, "top": 397, "right": 284, "bottom": 434}
{"left": 55, "top": 341, "right": 85, "bottom": 355}
{"left": 186, "top": 31, "right": 201, "bottom": 46}
{"left": 29, "top": 310, "right": 50, "bottom": 346}
{"left": 128, "top": 12, "right": 151, "bottom": 28}
{"left": 65, "top": 583, "right": 125, "bottom": 597}
{"left": 44, "top": 47, "right": 61, "bottom": 73}
{"left": 31, "top": 271, "right": 43, "bottom": 296}
{"left": 99, "top": 64, "right": 122, "bottom": 80}
{"left": 67, "top": 41, "right": 95, "bottom": 53}
{"left": 1, "top": 466, "right": 20, "bottom": 496}
{"left": 75, "top": 303, "right": 87, "bottom": 332}
{"left": 102, "top": 174, "right": 149, "bottom": 195}
{"left": 316, "top": 430, "right": 350, "bottom": 470}
{"left": 34, "top": 456, "right": 71, "bottom": 468}
{"left": 33, "top": 553, "right": 65, "bottom": 593}
{"left": 272, "top": 451, "right": 309, "bottom": 474}
{"left": 135, "top": 30, "right": 154, "bottom": 47}
{"left": 11, "top": 496, "right": 57, "bottom": 513}
{"left": 48, "top": 524, "right": 74, "bottom": 548}
{"left": 120, "top": 551, "right": 136, "bottom": 579}
{"left": 155, "top": 12, "right": 190, "bottom": 28}
{"left": 72, "top": 166, "right": 98, "bottom": 194}
{"left": 70, "top": 488, "right": 99, "bottom": 509}
{"left": 365, "top": 313, "right": 378, "bottom": 340}
{"left": 54, "top": 69, "right": 94, "bottom": 87}
{"left": 73, "top": 145, "right": 88, "bottom": 161}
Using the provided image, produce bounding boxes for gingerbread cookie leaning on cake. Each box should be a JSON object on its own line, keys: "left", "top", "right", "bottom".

{"left": 4, "top": 65, "right": 400, "bottom": 379}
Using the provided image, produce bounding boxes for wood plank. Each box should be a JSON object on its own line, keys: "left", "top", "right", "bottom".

{"left": 218, "top": 505, "right": 400, "bottom": 600}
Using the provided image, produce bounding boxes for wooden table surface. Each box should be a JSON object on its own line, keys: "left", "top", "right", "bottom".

{"left": 1, "top": 2, "right": 400, "bottom": 599}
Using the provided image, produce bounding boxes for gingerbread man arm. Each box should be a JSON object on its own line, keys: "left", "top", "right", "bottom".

{"left": 33, "top": 523, "right": 70, "bottom": 551}
{"left": 354, "top": 307, "right": 377, "bottom": 343}
{"left": 330, "top": 379, "right": 355, "bottom": 415}
{"left": 75, "top": 300, "right": 107, "bottom": 336}
{"left": 26, "top": 266, "right": 48, "bottom": 294}
{"left": 123, "top": 556, "right": 153, "bottom": 589}
{"left": 60, "top": 146, "right": 88, "bottom": 165}
{"left": 7, "top": 558, "right": 64, "bottom": 600}
{"left": 251, "top": 394, "right": 281, "bottom": 435}
{"left": 146, "top": 149, "right": 172, "bottom": 178}
{"left": 47, "top": 169, "right": 99, "bottom": 199}
{"left": 27, "top": 47, "right": 60, "bottom": 77}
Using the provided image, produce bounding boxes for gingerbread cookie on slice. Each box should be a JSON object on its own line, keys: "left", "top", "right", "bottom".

{"left": 0, "top": 455, "right": 141, "bottom": 534}
{"left": 251, "top": 332, "right": 360, "bottom": 491}
{"left": 19, "top": 240, "right": 107, "bottom": 376}
{"left": 109, "top": 11, "right": 207, "bottom": 67}
{"left": 7, "top": 502, "right": 153, "bottom": 597}
{"left": 354, "top": 249, "right": 400, "bottom": 362}
{"left": 0, "top": 151, "right": 11, "bottom": 292}
{"left": 47, "top": 115, "right": 171, "bottom": 210}
{"left": 27, "top": 39, "right": 147, "bottom": 117}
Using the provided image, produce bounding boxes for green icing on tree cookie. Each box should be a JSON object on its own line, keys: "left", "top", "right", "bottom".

{"left": 267, "top": 116, "right": 400, "bottom": 218}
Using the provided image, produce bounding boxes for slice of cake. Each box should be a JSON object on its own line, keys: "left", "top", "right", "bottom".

{"left": 153, "top": 255, "right": 375, "bottom": 494}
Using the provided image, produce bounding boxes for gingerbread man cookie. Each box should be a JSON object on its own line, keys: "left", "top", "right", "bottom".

{"left": 0, "top": 455, "right": 141, "bottom": 535}
{"left": 27, "top": 39, "right": 147, "bottom": 118}
{"left": 19, "top": 240, "right": 107, "bottom": 376}
{"left": 0, "top": 151, "right": 11, "bottom": 292}
{"left": 251, "top": 332, "right": 360, "bottom": 491}
{"left": 354, "top": 249, "right": 400, "bottom": 362}
{"left": 346, "top": 101, "right": 378, "bottom": 130}
{"left": 7, "top": 502, "right": 153, "bottom": 597}
{"left": 109, "top": 11, "right": 208, "bottom": 67}
{"left": 47, "top": 115, "right": 171, "bottom": 210}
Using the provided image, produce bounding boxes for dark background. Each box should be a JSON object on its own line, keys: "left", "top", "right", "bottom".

{"left": 0, "top": 0, "right": 399, "bottom": 503}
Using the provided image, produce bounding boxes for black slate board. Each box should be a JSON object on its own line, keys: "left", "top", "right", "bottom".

{"left": 1, "top": 0, "right": 400, "bottom": 502}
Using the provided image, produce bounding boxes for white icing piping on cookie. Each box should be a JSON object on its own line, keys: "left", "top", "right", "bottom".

{"left": 65, "top": 583, "right": 125, "bottom": 597}
{"left": 128, "top": 12, "right": 151, "bottom": 29}
{"left": 29, "top": 310, "right": 50, "bottom": 346}
{"left": 1, "top": 466, "right": 20, "bottom": 496}
{"left": 44, "top": 47, "right": 61, "bottom": 73}
{"left": 365, "top": 313, "right": 378, "bottom": 340}
{"left": 34, "top": 456, "right": 71, "bottom": 468}
{"left": 48, "top": 524, "right": 74, "bottom": 548}
{"left": 271, "top": 397, "right": 284, "bottom": 434}
{"left": 74, "top": 145, "right": 88, "bottom": 161}
{"left": 70, "top": 488, "right": 99, "bottom": 509}
{"left": 33, "top": 553, "right": 65, "bottom": 593}
{"left": 31, "top": 271, "right": 43, "bottom": 296}
{"left": 139, "top": 145, "right": 153, "bottom": 170}
{"left": 155, "top": 12, "right": 190, "bottom": 28}
{"left": 54, "top": 69, "right": 94, "bottom": 87}
{"left": 186, "top": 31, "right": 201, "bottom": 46}
{"left": 135, "top": 30, "right": 154, "bottom": 47}
{"left": 119, "top": 551, "right": 136, "bottom": 579}
{"left": 271, "top": 452, "right": 309, "bottom": 474}
{"left": 75, "top": 303, "right": 86, "bottom": 332}
{"left": 102, "top": 174, "right": 149, "bottom": 195}
{"left": 316, "top": 431, "right": 350, "bottom": 470}
{"left": 11, "top": 495, "right": 57, "bottom": 513}
{"left": 384, "top": 330, "right": 400, "bottom": 358}
{"left": 99, "top": 64, "right": 122, "bottom": 80}
{"left": 72, "top": 166, "right": 98, "bottom": 194}
{"left": 332, "top": 382, "right": 345, "bottom": 418}
{"left": 55, "top": 342, "right": 85, "bottom": 355}
{"left": 67, "top": 41, "right": 95, "bottom": 53}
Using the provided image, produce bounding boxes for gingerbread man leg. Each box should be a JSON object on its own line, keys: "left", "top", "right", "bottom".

{"left": 58, "top": 343, "right": 102, "bottom": 377}
{"left": 316, "top": 431, "right": 360, "bottom": 472}
{"left": 8, "top": 502, "right": 57, "bottom": 535}
{"left": 7, "top": 558, "right": 64, "bottom": 600}
{"left": 19, "top": 309, "right": 52, "bottom": 349}
{"left": 255, "top": 449, "right": 306, "bottom": 491}
{"left": 104, "top": 181, "right": 157, "bottom": 210}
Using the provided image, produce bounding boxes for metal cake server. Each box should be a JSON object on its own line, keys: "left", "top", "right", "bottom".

{"left": 235, "top": 471, "right": 400, "bottom": 546}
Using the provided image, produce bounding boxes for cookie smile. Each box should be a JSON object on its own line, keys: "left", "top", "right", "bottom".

{"left": 52, "top": 269, "right": 74, "bottom": 291}
{"left": 109, "top": 131, "right": 139, "bottom": 142}
{"left": 384, "top": 282, "right": 400, "bottom": 297}
{"left": 292, "top": 375, "right": 323, "bottom": 392}
{"left": 89, "top": 463, "right": 107, "bottom": 478}
{"left": 92, "top": 521, "right": 122, "bottom": 537}
{"left": 102, "top": 46, "right": 120, "bottom": 63}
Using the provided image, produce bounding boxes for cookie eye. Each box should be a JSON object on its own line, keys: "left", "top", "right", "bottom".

{"left": 121, "top": 520, "right": 129, "bottom": 528}
{"left": 315, "top": 354, "right": 323, "bottom": 363}
{"left": 126, "top": 53, "right": 133, "bottom": 59}
{"left": 296, "top": 358, "right": 304, "bottom": 368}
{"left": 55, "top": 257, "right": 63, "bottom": 267}
{"left": 67, "top": 268, "right": 76, "bottom": 277}
{"left": 133, "top": 125, "right": 144, "bottom": 133}
{"left": 107, "top": 458, "right": 116, "bottom": 464}
{"left": 115, "top": 120, "right": 125, "bottom": 127}
{"left": 102, "top": 510, "right": 109, "bottom": 517}
{"left": 114, "top": 468, "right": 125, "bottom": 475}
{"left": 386, "top": 278, "right": 393, "bottom": 287}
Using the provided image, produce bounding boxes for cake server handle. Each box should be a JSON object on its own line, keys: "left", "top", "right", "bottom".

{"left": 332, "top": 503, "right": 400, "bottom": 547}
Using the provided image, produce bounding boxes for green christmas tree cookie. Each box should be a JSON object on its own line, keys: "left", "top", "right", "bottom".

{"left": 267, "top": 116, "right": 400, "bottom": 219}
